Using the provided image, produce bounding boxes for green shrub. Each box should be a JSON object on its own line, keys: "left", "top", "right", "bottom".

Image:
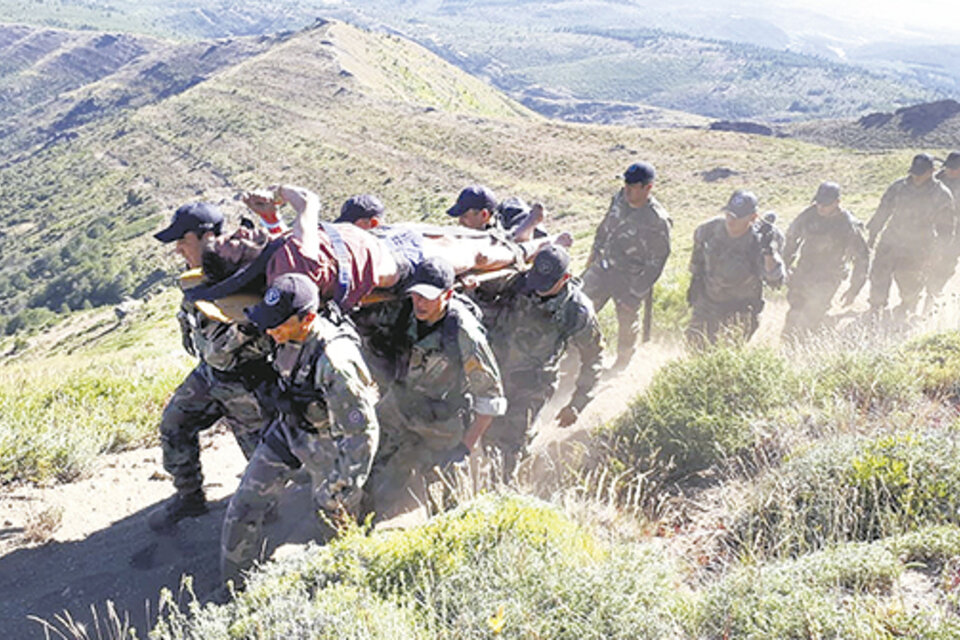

{"left": 598, "top": 346, "right": 796, "bottom": 484}
{"left": 153, "top": 494, "right": 694, "bottom": 640}
{"left": 697, "top": 534, "right": 960, "bottom": 640}
{"left": 732, "top": 430, "right": 960, "bottom": 558}
{"left": 805, "top": 348, "right": 920, "bottom": 412}
{"left": 903, "top": 331, "right": 960, "bottom": 399}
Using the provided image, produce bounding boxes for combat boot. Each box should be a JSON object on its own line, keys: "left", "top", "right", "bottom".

{"left": 147, "top": 490, "right": 208, "bottom": 532}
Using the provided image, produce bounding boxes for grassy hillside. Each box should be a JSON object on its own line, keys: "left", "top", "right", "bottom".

{"left": 0, "top": 0, "right": 943, "bottom": 124}
{"left": 2, "top": 18, "right": 947, "bottom": 340}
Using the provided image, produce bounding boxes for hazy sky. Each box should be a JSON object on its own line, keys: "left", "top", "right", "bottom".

{"left": 783, "top": 0, "right": 960, "bottom": 38}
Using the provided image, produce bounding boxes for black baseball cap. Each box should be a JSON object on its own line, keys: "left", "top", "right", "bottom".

{"left": 406, "top": 257, "right": 455, "bottom": 300}
{"left": 154, "top": 202, "right": 224, "bottom": 243}
{"left": 943, "top": 151, "right": 960, "bottom": 170}
{"left": 723, "top": 190, "right": 759, "bottom": 218}
{"left": 909, "top": 153, "right": 935, "bottom": 176}
{"left": 335, "top": 194, "right": 385, "bottom": 223}
{"left": 245, "top": 273, "right": 319, "bottom": 331}
{"left": 814, "top": 181, "right": 841, "bottom": 205}
{"left": 447, "top": 185, "right": 497, "bottom": 217}
{"left": 624, "top": 162, "right": 656, "bottom": 185}
{"left": 525, "top": 245, "right": 571, "bottom": 293}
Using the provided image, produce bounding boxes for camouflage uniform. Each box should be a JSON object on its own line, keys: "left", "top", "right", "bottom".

{"left": 160, "top": 275, "right": 275, "bottom": 499}
{"left": 484, "top": 278, "right": 604, "bottom": 476}
{"left": 686, "top": 217, "right": 785, "bottom": 346}
{"left": 581, "top": 190, "right": 671, "bottom": 363}
{"left": 782, "top": 205, "right": 869, "bottom": 337}
{"left": 867, "top": 176, "right": 955, "bottom": 314}
{"left": 925, "top": 171, "right": 960, "bottom": 301}
{"left": 220, "top": 312, "right": 379, "bottom": 586}
{"left": 362, "top": 296, "right": 506, "bottom": 514}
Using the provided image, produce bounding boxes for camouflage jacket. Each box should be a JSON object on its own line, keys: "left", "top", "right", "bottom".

{"left": 587, "top": 190, "right": 672, "bottom": 297}
{"left": 364, "top": 296, "right": 507, "bottom": 418}
{"left": 270, "top": 313, "right": 379, "bottom": 439}
{"left": 689, "top": 216, "right": 785, "bottom": 306}
{"left": 783, "top": 205, "right": 869, "bottom": 292}
{"left": 178, "top": 271, "right": 273, "bottom": 375}
{"left": 487, "top": 278, "right": 604, "bottom": 412}
{"left": 866, "top": 176, "right": 955, "bottom": 250}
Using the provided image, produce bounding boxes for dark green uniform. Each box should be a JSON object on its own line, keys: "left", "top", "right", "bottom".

{"left": 220, "top": 312, "right": 378, "bottom": 586}
{"left": 581, "top": 190, "right": 671, "bottom": 364}
{"left": 686, "top": 217, "right": 785, "bottom": 346}
{"left": 362, "top": 296, "right": 506, "bottom": 515}
{"left": 782, "top": 206, "right": 869, "bottom": 338}
{"left": 160, "top": 276, "right": 275, "bottom": 499}
{"left": 866, "top": 176, "right": 954, "bottom": 314}
{"left": 484, "top": 278, "right": 604, "bottom": 476}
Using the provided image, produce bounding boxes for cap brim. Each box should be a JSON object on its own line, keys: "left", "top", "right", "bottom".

{"left": 154, "top": 226, "right": 182, "bottom": 243}
{"left": 407, "top": 283, "right": 447, "bottom": 299}
{"left": 333, "top": 215, "right": 350, "bottom": 224}
{"left": 244, "top": 304, "right": 285, "bottom": 331}
{"left": 446, "top": 204, "right": 466, "bottom": 217}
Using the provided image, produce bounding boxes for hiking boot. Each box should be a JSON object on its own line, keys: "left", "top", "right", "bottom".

{"left": 147, "top": 490, "right": 208, "bottom": 532}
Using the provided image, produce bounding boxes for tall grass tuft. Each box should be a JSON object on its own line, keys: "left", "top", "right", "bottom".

{"left": 730, "top": 428, "right": 960, "bottom": 559}
{"left": 596, "top": 345, "right": 797, "bottom": 497}
{"left": 0, "top": 357, "right": 190, "bottom": 483}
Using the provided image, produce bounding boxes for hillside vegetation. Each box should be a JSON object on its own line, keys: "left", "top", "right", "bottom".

{"left": 0, "top": 0, "right": 943, "bottom": 124}
{"left": 0, "top": 18, "right": 945, "bottom": 340}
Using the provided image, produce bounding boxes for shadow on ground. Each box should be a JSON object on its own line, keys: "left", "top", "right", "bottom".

{"left": 0, "top": 482, "right": 327, "bottom": 639}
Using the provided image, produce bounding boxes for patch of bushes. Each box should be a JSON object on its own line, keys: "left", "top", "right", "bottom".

{"left": 806, "top": 347, "right": 920, "bottom": 412}
{"left": 153, "top": 494, "right": 693, "bottom": 639}
{"left": 598, "top": 346, "right": 797, "bottom": 483}
{"left": 903, "top": 331, "right": 960, "bottom": 399}
{"left": 732, "top": 429, "right": 960, "bottom": 558}
{"left": 700, "top": 528, "right": 960, "bottom": 639}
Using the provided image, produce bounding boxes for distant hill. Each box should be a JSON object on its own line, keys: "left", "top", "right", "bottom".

{"left": 0, "top": 0, "right": 945, "bottom": 125}
{"left": 787, "top": 99, "right": 960, "bottom": 150}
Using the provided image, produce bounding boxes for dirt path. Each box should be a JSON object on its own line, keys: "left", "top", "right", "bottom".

{"left": 0, "top": 336, "right": 682, "bottom": 638}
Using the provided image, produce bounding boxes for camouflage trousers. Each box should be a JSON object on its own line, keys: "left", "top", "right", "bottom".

{"left": 782, "top": 276, "right": 842, "bottom": 340}
{"left": 581, "top": 265, "right": 645, "bottom": 365}
{"left": 159, "top": 362, "right": 272, "bottom": 496}
{"left": 868, "top": 243, "right": 926, "bottom": 314}
{"left": 685, "top": 297, "right": 761, "bottom": 349}
{"left": 363, "top": 387, "right": 466, "bottom": 522}
{"left": 220, "top": 416, "right": 373, "bottom": 586}
{"left": 483, "top": 384, "right": 551, "bottom": 480}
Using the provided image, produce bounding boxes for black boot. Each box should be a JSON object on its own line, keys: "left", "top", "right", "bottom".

{"left": 147, "top": 490, "right": 208, "bottom": 532}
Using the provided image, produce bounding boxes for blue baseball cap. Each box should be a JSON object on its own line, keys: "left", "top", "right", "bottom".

{"left": 624, "top": 162, "right": 656, "bottom": 185}
{"left": 909, "top": 153, "right": 935, "bottom": 176}
{"left": 525, "top": 245, "right": 571, "bottom": 293}
{"left": 245, "top": 273, "right": 319, "bottom": 331}
{"left": 154, "top": 202, "right": 224, "bottom": 243}
{"left": 723, "top": 190, "right": 759, "bottom": 218}
{"left": 814, "top": 181, "right": 841, "bottom": 205}
{"left": 447, "top": 185, "right": 497, "bottom": 217}
{"left": 406, "top": 257, "right": 455, "bottom": 300}
{"left": 335, "top": 194, "right": 385, "bottom": 223}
